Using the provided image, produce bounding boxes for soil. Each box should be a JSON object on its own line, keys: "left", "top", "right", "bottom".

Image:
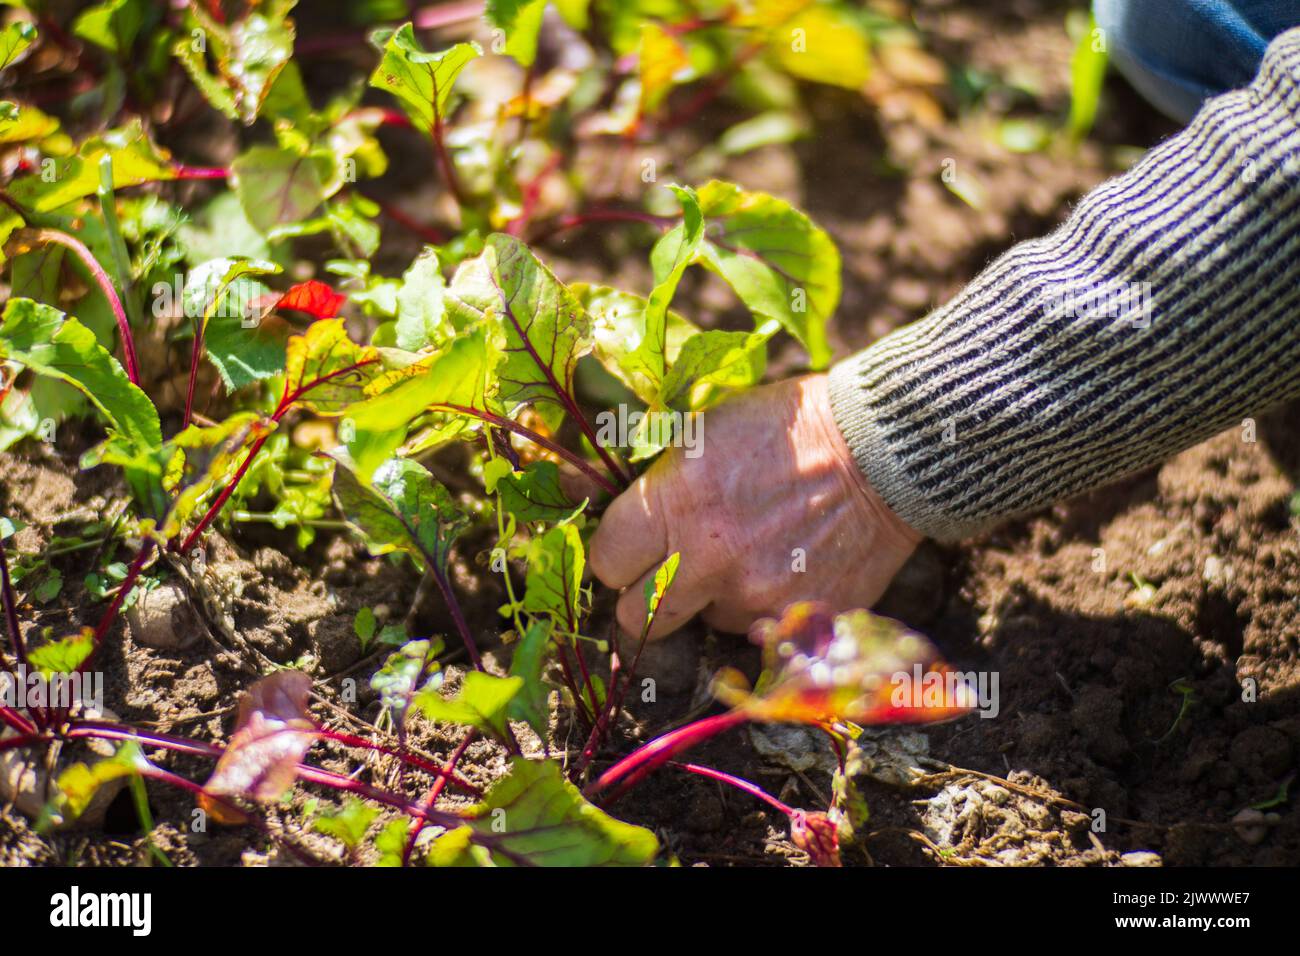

{"left": 2, "top": 0, "right": 1297, "bottom": 866}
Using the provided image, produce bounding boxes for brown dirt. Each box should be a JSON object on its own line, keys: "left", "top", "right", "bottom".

{"left": 2, "top": 0, "right": 1296, "bottom": 866}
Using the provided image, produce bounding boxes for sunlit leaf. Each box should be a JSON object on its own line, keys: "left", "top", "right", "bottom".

{"left": 415, "top": 670, "right": 522, "bottom": 739}
{"left": 7, "top": 121, "right": 175, "bottom": 214}
{"left": 345, "top": 326, "right": 498, "bottom": 478}
{"left": 768, "top": 3, "right": 870, "bottom": 89}
{"left": 369, "top": 25, "right": 480, "bottom": 133}
{"left": 394, "top": 247, "right": 449, "bottom": 352}
{"left": 643, "top": 551, "right": 680, "bottom": 626}
{"left": 0, "top": 20, "right": 37, "bottom": 71}
{"left": 1068, "top": 12, "right": 1108, "bottom": 141}
{"left": 26, "top": 628, "right": 94, "bottom": 677}
{"left": 446, "top": 234, "right": 592, "bottom": 430}
{"left": 313, "top": 798, "right": 380, "bottom": 852}
{"left": 639, "top": 22, "right": 690, "bottom": 114}
{"left": 496, "top": 460, "right": 579, "bottom": 524}
{"left": 521, "top": 521, "right": 586, "bottom": 632}
{"left": 689, "top": 180, "right": 837, "bottom": 367}
{"left": 659, "top": 327, "right": 768, "bottom": 411}
{"left": 371, "top": 638, "right": 444, "bottom": 720}
{"left": 579, "top": 283, "right": 698, "bottom": 406}
{"left": 282, "top": 317, "right": 380, "bottom": 415}
{"left": 486, "top": 0, "right": 547, "bottom": 68}
{"left": 429, "top": 758, "right": 658, "bottom": 866}
{"left": 715, "top": 602, "right": 977, "bottom": 726}
{"left": 172, "top": 2, "right": 298, "bottom": 124}
{"left": 54, "top": 742, "right": 148, "bottom": 823}
{"left": 506, "top": 619, "right": 552, "bottom": 740}
{"left": 73, "top": 0, "right": 147, "bottom": 56}
{"left": 332, "top": 456, "right": 470, "bottom": 576}
{"left": 202, "top": 670, "right": 317, "bottom": 812}
{"left": 230, "top": 145, "right": 340, "bottom": 234}
{"left": 0, "top": 299, "right": 161, "bottom": 455}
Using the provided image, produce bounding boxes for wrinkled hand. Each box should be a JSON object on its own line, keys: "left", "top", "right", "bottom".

{"left": 589, "top": 374, "right": 922, "bottom": 639}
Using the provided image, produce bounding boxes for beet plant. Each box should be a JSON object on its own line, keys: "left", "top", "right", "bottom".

{"left": 0, "top": 2, "right": 970, "bottom": 866}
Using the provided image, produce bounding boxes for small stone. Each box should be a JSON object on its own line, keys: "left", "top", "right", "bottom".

{"left": 1231, "top": 807, "right": 1269, "bottom": 845}
{"left": 1119, "top": 851, "right": 1163, "bottom": 867}
{"left": 126, "top": 581, "right": 202, "bottom": 650}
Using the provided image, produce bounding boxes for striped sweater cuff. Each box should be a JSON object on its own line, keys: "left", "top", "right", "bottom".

{"left": 829, "top": 26, "right": 1300, "bottom": 542}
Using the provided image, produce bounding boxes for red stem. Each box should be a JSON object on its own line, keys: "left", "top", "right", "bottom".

{"left": 588, "top": 709, "right": 749, "bottom": 804}
{"left": 671, "top": 761, "right": 794, "bottom": 816}
{"left": 435, "top": 403, "right": 622, "bottom": 498}
{"left": 180, "top": 358, "right": 379, "bottom": 555}
{"left": 23, "top": 229, "right": 139, "bottom": 385}
{"left": 402, "top": 731, "right": 476, "bottom": 865}
{"left": 531, "top": 208, "right": 676, "bottom": 244}
{"left": 171, "top": 165, "right": 229, "bottom": 181}
{"left": 369, "top": 194, "right": 449, "bottom": 244}
{"left": 318, "top": 728, "right": 480, "bottom": 795}
{"left": 0, "top": 732, "right": 45, "bottom": 753}
{"left": 0, "top": 533, "right": 27, "bottom": 666}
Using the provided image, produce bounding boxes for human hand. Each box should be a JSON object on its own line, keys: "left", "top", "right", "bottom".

{"left": 589, "top": 374, "right": 922, "bottom": 639}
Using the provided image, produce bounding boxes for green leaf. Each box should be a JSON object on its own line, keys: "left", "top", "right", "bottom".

{"left": 521, "top": 522, "right": 585, "bottom": 631}
{"left": 506, "top": 619, "right": 552, "bottom": 739}
{"left": 281, "top": 317, "right": 380, "bottom": 415}
{"left": 1067, "top": 12, "right": 1108, "bottom": 141}
{"left": 486, "top": 0, "right": 547, "bottom": 67}
{"left": 374, "top": 817, "right": 411, "bottom": 867}
{"left": 230, "top": 145, "right": 340, "bottom": 235}
{"left": 26, "top": 629, "right": 94, "bottom": 677}
{"left": 73, "top": 0, "right": 146, "bottom": 56}
{"left": 54, "top": 743, "right": 148, "bottom": 823}
{"left": 767, "top": 3, "right": 871, "bottom": 89}
{"left": 31, "top": 568, "right": 61, "bottom": 604}
{"left": 368, "top": 26, "right": 480, "bottom": 133}
{"left": 183, "top": 257, "right": 285, "bottom": 392}
{"left": 578, "top": 283, "right": 698, "bottom": 405}
{"left": 353, "top": 607, "right": 377, "bottom": 652}
{"left": 332, "top": 457, "right": 470, "bottom": 575}
{"left": 415, "top": 670, "right": 522, "bottom": 739}
{"left": 394, "top": 247, "right": 449, "bottom": 351}
{"left": 446, "top": 234, "right": 592, "bottom": 430}
{"left": 690, "top": 180, "right": 837, "bottom": 368}
{"left": 0, "top": 20, "right": 36, "bottom": 71}
{"left": 430, "top": 758, "right": 658, "bottom": 866}
{"left": 313, "top": 798, "right": 380, "bottom": 851}
{"left": 0, "top": 299, "right": 161, "bottom": 455}
{"left": 370, "top": 638, "right": 443, "bottom": 720}
{"left": 632, "top": 184, "right": 705, "bottom": 394}
{"left": 643, "top": 551, "right": 680, "bottom": 626}
{"left": 496, "top": 460, "right": 579, "bottom": 524}
{"left": 8, "top": 121, "right": 176, "bottom": 215}
{"left": 160, "top": 411, "right": 264, "bottom": 538}
{"left": 659, "top": 328, "right": 768, "bottom": 410}
{"left": 172, "top": 4, "right": 298, "bottom": 124}
{"left": 344, "top": 326, "right": 498, "bottom": 478}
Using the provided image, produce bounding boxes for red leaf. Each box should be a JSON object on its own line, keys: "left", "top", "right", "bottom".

{"left": 790, "top": 811, "right": 841, "bottom": 867}
{"left": 275, "top": 280, "right": 347, "bottom": 319}
{"left": 716, "top": 602, "right": 977, "bottom": 727}
{"left": 202, "top": 671, "right": 317, "bottom": 814}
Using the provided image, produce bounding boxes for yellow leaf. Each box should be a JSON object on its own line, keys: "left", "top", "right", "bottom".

{"left": 770, "top": 5, "right": 871, "bottom": 90}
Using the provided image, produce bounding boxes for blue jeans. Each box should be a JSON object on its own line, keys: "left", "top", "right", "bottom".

{"left": 1095, "top": 0, "right": 1300, "bottom": 121}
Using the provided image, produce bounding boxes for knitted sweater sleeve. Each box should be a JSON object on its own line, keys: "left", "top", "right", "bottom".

{"left": 827, "top": 27, "right": 1300, "bottom": 543}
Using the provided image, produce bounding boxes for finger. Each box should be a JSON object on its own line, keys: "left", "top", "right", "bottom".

{"left": 589, "top": 470, "right": 670, "bottom": 589}
{"left": 616, "top": 559, "right": 713, "bottom": 641}
{"left": 700, "top": 602, "right": 757, "bottom": 636}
